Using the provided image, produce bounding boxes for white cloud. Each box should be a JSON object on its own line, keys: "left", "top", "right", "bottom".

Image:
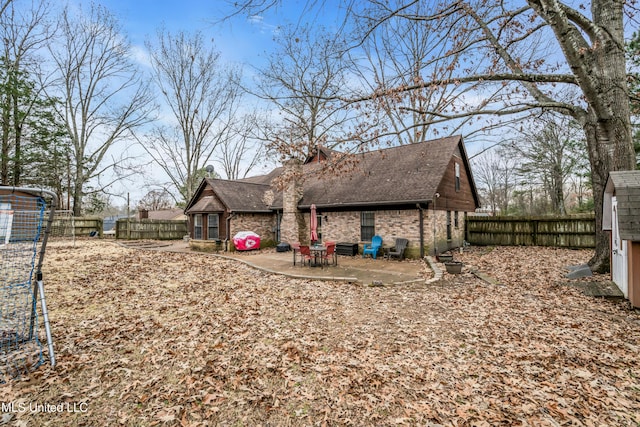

{"left": 247, "top": 14, "right": 279, "bottom": 34}
{"left": 130, "top": 44, "right": 153, "bottom": 69}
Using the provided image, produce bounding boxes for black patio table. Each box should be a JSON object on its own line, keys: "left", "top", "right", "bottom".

{"left": 309, "top": 244, "right": 327, "bottom": 267}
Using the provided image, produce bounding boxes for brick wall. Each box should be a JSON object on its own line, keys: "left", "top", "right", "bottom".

{"left": 230, "top": 213, "right": 277, "bottom": 248}
{"left": 320, "top": 211, "right": 361, "bottom": 244}
{"left": 428, "top": 209, "right": 466, "bottom": 256}
{"left": 319, "top": 208, "right": 467, "bottom": 258}
{"left": 281, "top": 160, "right": 305, "bottom": 244}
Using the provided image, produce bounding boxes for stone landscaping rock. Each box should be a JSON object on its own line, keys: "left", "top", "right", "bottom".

{"left": 565, "top": 264, "right": 593, "bottom": 279}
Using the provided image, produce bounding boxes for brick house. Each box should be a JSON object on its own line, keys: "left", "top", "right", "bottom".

{"left": 184, "top": 135, "right": 480, "bottom": 258}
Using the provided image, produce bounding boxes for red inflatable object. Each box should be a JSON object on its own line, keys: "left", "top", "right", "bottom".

{"left": 233, "top": 231, "right": 260, "bottom": 251}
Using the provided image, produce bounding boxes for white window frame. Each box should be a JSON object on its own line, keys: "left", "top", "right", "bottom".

{"left": 194, "top": 214, "right": 203, "bottom": 240}
{"left": 207, "top": 214, "right": 219, "bottom": 240}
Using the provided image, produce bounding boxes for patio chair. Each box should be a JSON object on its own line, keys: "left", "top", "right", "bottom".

{"left": 322, "top": 242, "right": 337, "bottom": 266}
{"left": 298, "top": 245, "right": 312, "bottom": 266}
{"left": 362, "top": 235, "right": 382, "bottom": 259}
{"left": 291, "top": 242, "right": 300, "bottom": 265}
{"left": 384, "top": 238, "right": 409, "bottom": 261}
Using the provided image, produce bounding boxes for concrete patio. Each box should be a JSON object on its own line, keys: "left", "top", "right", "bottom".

{"left": 122, "top": 240, "right": 433, "bottom": 285}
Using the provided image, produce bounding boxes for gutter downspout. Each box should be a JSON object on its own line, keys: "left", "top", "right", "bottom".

{"left": 276, "top": 210, "right": 281, "bottom": 243}
{"left": 226, "top": 212, "right": 237, "bottom": 252}
{"left": 417, "top": 203, "right": 425, "bottom": 258}
{"left": 433, "top": 193, "right": 440, "bottom": 256}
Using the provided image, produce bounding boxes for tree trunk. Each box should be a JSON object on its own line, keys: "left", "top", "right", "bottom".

{"left": 11, "top": 89, "right": 21, "bottom": 186}
{"left": 544, "top": 0, "right": 636, "bottom": 272}
{"left": 1, "top": 102, "right": 9, "bottom": 184}
{"left": 584, "top": 113, "right": 635, "bottom": 273}
{"left": 72, "top": 186, "right": 82, "bottom": 216}
{"left": 72, "top": 168, "right": 83, "bottom": 216}
{"left": 552, "top": 166, "right": 565, "bottom": 215}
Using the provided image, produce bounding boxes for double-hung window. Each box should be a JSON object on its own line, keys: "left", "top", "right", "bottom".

{"left": 361, "top": 212, "right": 375, "bottom": 241}
{"left": 207, "top": 214, "right": 219, "bottom": 240}
{"left": 194, "top": 214, "right": 203, "bottom": 240}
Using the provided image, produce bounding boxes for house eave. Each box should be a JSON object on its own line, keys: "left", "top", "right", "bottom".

{"left": 229, "top": 209, "right": 273, "bottom": 214}
{"left": 297, "top": 199, "right": 433, "bottom": 210}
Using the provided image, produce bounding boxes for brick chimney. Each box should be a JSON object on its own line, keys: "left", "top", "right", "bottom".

{"left": 139, "top": 208, "right": 149, "bottom": 220}
{"left": 280, "top": 159, "right": 307, "bottom": 244}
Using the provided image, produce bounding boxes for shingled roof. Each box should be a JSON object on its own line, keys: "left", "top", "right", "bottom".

{"left": 185, "top": 179, "right": 272, "bottom": 214}
{"left": 296, "top": 135, "right": 467, "bottom": 208}
{"left": 604, "top": 171, "right": 640, "bottom": 241}
{"left": 187, "top": 135, "right": 477, "bottom": 213}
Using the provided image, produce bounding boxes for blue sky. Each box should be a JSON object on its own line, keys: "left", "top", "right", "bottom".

{"left": 66, "top": 0, "right": 348, "bottom": 202}
{"left": 69, "top": 0, "right": 493, "bottom": 204}
{"left": 57, "top": 1, "right": 497, "bottom": 204}
{"left": 77, "top": 0, "right": 344, "bottom": 69}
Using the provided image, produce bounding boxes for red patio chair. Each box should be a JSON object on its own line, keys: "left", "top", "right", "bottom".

{"left": 322, "top": 243, "right": 337, "bottom": 266}
{"left": 298, "top": 245, "right": 312, "bottom": 266}
{"left": 291, "top": 242, "right": 301, "bottom": 265}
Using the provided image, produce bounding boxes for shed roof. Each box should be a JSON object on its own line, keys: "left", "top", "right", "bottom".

{"left": 603, "top": 171, "right": 640, "bottom": 241}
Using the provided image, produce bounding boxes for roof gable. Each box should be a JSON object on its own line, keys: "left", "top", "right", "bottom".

{"left": 204, "top": 179, "right": 272, "bottom": 213}
{"left": 185, "top": 195, "right": 226, "bottom": 214}
{"left": 304, "top": 145, "right": 340, "bottom": 164}
{"left": 185, "top": 178, "right": 272, "bottom": 214}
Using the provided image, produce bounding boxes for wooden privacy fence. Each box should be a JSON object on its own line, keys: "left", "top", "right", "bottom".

{"left": 466, "top": 215, "right": 596, "bottom": 248}
{"left": 115, "top": 219, "right": 187, "bottom": 240}
{"left": 50, "top": 216, "right": 102, "bottom": 237}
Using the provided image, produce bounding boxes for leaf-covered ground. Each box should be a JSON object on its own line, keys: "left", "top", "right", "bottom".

{"left": 3, "top": 241, "right": 640, "bottom": 426}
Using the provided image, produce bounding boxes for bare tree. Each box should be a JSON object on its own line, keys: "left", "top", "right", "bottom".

{"left": 215, "top": 111, "right": 264, "bottom": 180}
{"left": 251, "top": 23, "right": 352, "bottom": 161}
{"left": 513, "top": 114, "right": 588, "bottom": 215}
{"left": 48, "top": 4, "right": 154, "bottom": 215}
{"left": 138, "top": 189, "right": 173, "bottom": 211}
{"left": 144, "top": 29, "right": 243, "bottom": 203}
{"left": 350, "top": 0, "right": 500, "bottom": 146}
{"left": 232, "top": 0, "right": 636, "bottom": 272}
{"left": 0, "top": 0, "right": 12, "bottom": 18}
{"left": 473, "top": 147, "right": 519, "bottom": 215}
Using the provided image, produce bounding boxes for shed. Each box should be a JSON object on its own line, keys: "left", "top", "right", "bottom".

{"left": 603, "top": 171, "right": 640, "bottom": 307}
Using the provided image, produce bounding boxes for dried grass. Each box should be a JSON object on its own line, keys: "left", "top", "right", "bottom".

{"left": 2, "top": 241, "right": 640, "bottom": 426}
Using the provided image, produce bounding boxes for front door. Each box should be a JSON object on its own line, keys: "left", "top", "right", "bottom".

{"left": 611, "top": 197, "right": 628, "bottom": 297}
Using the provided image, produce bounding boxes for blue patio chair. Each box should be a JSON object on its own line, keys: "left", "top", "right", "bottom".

{"left": 362, "top": 235, "right": 382, "bottom": 259}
